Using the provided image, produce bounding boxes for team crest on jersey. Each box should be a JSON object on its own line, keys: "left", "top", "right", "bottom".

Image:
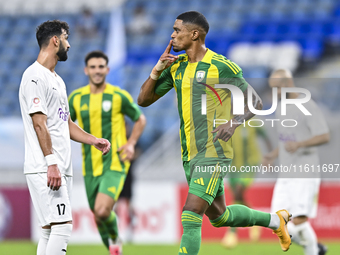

{"left": 102, "top": 100, "right": 112, "bottom": 112}
{"left": 196, "top": 71, "right": 205, "bottom": 82}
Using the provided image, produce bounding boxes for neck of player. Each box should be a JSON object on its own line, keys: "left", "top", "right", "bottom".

{"left": 37, "top": 50, "right": 58, "bottom": 72}
{"left": 90, "top": 82, "right": 106, "bottom": 94}
{"left": 186, "top": 44, "right": 207, "bottom": 63}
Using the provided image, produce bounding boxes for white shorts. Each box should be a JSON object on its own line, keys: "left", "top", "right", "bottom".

{"left": 271, "top": 178, "right": 320, "bottom": 218}
{"left": 26, "top": 173, "right": 73, "bottom": 227}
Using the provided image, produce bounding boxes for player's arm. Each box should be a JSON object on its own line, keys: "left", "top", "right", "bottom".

{"left": 262, "top": 147, "right": 279, "bottom": 166}
{"left": 285, "top": 101, "right": 330, "bottom": 153}
{"left": 31, "top": 112, "right": 61, "bottom": 191}
{"left": 212, "top": 81, "right": 263, "bottom": 142}
{"left": 118, "top": 114, "right": 147, "bottom": 161}
{"left": 68, "top": 117, "right": 111, "bottom": 155}
{"left": 138, "top": 40, "right": 178, "bottom": 107}
{"left": 285, "top": 133, "right": 330, "bottom": 153}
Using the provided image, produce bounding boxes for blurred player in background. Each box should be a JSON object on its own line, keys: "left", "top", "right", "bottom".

{"left": 221, "top": 123, "right": 272, "bottom": 248}
{"left": 68, "top": 51, "right": 146, "bottom": 254}
{"left": 138, "top": 11, "right": 291, "bottom": 255}
{"left": 18, "top": 21, "right": 110, "bottom": 255}
{"left": 264, "top": 69, "right": 330, "bottom": 255}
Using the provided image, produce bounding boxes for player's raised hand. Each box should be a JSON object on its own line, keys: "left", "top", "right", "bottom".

{"left": 118, "top": 142, "right": 135, "bottom": 162}
{"left": 47, "top": 165, "right": 61, "bottom": 191}
{"left": 94, "top": 138, "right": 111, "bottom": 155}
{"left": 155, "top": 40, "right": 178, "bottom": 71}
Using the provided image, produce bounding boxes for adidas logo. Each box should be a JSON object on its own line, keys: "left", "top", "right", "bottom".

{"left": 179, "top": 247, "right": 188, "bottom": 253}
{"left": 175, "top": 73, "right": 182, "bottom": 80}
{"left": 194, "top": 177, "right": 204, "bottom": 186}
{"left": 80, "top": 104, "right": 89, "bottom": 111}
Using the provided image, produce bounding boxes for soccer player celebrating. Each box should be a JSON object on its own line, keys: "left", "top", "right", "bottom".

{"left": 138, "top": 11, "right": 291, "bottom": 255}
{"left": 265, "top": 69, "right": 330, "bottom": 255}
{"left": 19, "top": 21, "right": 110, "bottom": 255}
{"left": 68, "top": 51, "right": 146, "bottom": 254}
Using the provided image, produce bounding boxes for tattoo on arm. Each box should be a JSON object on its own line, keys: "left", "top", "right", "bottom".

{"left": 233, "top": 84, "right": 263, "bottom": 124}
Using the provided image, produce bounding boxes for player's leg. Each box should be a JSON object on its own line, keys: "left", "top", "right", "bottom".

{"left": 27, "top": 173, "right": 73, "bottom": 255}
{"left": 221, "top": 177, "right": 246, "bottom": 248}
{"left": 37, "top": 226, "right": 51, "bottom": 255}
{"left": 206, "top": 175, "right": 291, "bottom": 251}
{"left": 84, "top": 175, "right": 110, "bottom": 248}
{"left": 95, "top": 170, "right": 126, "bottom": 247}
{"left": 286, "top": 179, "right": 321, "bottom": 255}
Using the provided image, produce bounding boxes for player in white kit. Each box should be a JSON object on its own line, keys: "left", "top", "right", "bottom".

{"left": 18, "top": 20, "right": 111, "bottom": 255}
{"left": 264, "top": 69, "right": 330, "bottom": 255}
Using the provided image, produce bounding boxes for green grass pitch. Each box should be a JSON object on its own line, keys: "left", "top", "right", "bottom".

{"left": 1, "top": 241, "right": 339, "bottom": 255}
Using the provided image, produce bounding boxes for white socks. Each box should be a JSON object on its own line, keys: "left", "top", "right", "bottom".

{"left": 288, "top": 221, "right": 318, "bottom": 255}
{"left": 37, "top": 228, "right": 51, "bottom": 255}
{"left": 268, "top": 213, "right": 280, "bottom": 230}
{"left": 45, "top": 224, "right": 73, "bottom": 255}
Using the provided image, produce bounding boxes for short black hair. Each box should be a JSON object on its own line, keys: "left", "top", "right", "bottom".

{"left": 36, "top": 20, "right": 69, "bottom": 49}
{"left": 176, "top": 11, "right": 209, "bottom": 34}
{"left": 85, "top": 51, "right": 109, "bottom": 65}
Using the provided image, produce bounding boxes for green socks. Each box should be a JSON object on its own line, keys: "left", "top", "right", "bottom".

{"left": 97, "top": 223, "right": 109, "bottom": 248}
{"left": 104, "top": 211, "right": 119, "bottom": 241}
{"left": 97, "top": 211, "right": 119, "bottom": 249}
{"left": 210, "top": 204, "right": 270, "bottom": 228}
{"left": 178, "top": 211, "right": 203, "bottom": 255}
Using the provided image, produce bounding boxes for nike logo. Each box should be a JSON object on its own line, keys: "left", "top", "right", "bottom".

{"left": 31, "top": 79, "right": 38, "bottom": 85}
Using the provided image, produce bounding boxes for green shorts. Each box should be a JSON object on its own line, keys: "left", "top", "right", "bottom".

{"left": 183, "top": 159, "right": 232, "bottom": 205}
{"left": 84, "top": 170, "right": 126, "bottom": 210}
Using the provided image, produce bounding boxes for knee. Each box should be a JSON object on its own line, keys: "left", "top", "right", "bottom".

{"left": 94, "top": 206, "right": 111, "bottom": 221}
{"left": 182, "top": 205, "right": 204, "bottom": 216}
{"left": 292, "top": 216, "right": 308, "bottom": 225}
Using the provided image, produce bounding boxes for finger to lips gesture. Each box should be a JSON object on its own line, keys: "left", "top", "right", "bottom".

{"left": 156, "top": 40, "right": 178, "bottom": 71}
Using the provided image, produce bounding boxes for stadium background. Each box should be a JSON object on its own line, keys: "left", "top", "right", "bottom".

{"left": 0, "top": 0, "right": 340, "bottom": 254}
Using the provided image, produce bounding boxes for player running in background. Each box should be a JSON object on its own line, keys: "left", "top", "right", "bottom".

{"left": 138, "top": 11, "right": 291, "bottom": 255}
{"left": 68, "top": 51, "right": 146, "bottom": 254}
{"left": 265, "top": 69, "right": 329, "bottom": 255}
{"left": 19, "top": 21, "right": 110, "bottom": 255}
{"left": 221, "top": 123, "right": 272, "bottom": 248}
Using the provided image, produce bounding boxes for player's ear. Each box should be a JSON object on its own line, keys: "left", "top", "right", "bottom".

{"left": 192, "top": 30, "right": 200, "bottom": 41}
{"left": 52, "top": 35, "right": 59, "bottom": 47}
{"left": 84, "top": 66, "right": 89, "bottom": 76}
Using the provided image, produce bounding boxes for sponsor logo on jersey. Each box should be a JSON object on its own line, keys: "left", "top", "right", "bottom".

{"left": 33, "top": 98, "right": 40, "bottom": 104}
{"left": 58, "top": 108, "right": 69, "bottom": 121}
{"left": 196, "top": 71, "right": 206, "bottom": 82}
{"left": 102, "top": 100, "right": 112, "bottom": 112}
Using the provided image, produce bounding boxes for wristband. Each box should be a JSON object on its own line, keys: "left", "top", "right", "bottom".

{"left": 155, "top": 60, "right": 169, "bottom": 71}
{"left": 45, "top": 154, "right": 57, "bottom": 166}
{"left": 150, "top": 72, "right": 160, "bottom": 80}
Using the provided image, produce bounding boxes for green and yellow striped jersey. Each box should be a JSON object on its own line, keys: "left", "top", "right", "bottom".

{"left": 155, "top": 49, "right": 248, "bottom": 162}
{"left": 68, "top": 84, "right": 142, "bottom": 177}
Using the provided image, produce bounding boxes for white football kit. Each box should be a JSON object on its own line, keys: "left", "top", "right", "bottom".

{"left": 271, "top": 95, "right": 329, "bottom": 218}
{"left": 19, "top": 61, "right": 72, "bottom": 226}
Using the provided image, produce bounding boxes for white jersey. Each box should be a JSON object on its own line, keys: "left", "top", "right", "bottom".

{"left": 276, "top": 95, "right": 329, "bottom": 177}
{"left": 19, "top": 61, "right": 72, "bottom": 175}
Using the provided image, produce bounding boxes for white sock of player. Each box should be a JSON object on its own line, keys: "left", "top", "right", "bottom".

{"left": 295, "top": 221, "right": 318, "bottom": 255}
{"left": 37, "top": 228, "right": 51, "bottom": 255}
{"left": 46, "top": 224, "right": 73, "bottom": 255}
{"left": 268, "top": 213, "right": 280, "bottom": 230}
{"left": 287, "top": 221, "right": 302, "bottom": 245}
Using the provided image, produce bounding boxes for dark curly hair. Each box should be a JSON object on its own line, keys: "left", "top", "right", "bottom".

{"left": 36, "top": 20, "right": 69, "bottom": 49}
{"left": 85, "top": 51, "right": 109, "bottom": 66}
